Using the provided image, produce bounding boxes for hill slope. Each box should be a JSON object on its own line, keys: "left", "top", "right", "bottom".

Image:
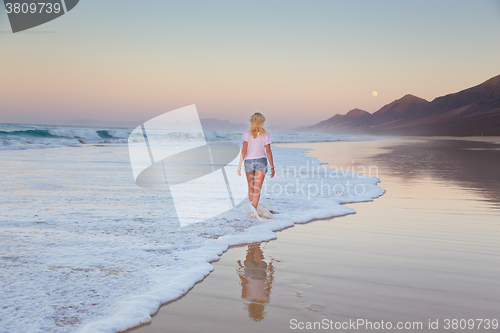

{"left": 300, "top": 74, "right": 500, "bottom": 136}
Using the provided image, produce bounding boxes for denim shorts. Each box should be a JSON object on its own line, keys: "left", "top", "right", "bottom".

{"left": 244, "top": 157, "right": 268, "bottom": 173}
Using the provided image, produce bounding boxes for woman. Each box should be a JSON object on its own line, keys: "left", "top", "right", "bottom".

{"left": 236, "top": 244, "right": 275, "bottom": 321}
{"left": 237, "top": 113, "right": 275, "bottom": 218}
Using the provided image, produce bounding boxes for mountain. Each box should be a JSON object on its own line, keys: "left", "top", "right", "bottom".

{"left": 200, "top": 118, "right": 247, "bottom": 131}
{"left": 300, "top": 74, "right": 500, "bottom": 136}
{"left": 201, "top": 118, "right": 293, "bottom": 132}
{"left": 369, "top": 94, "right": 429, "bottom": 124}
{"left": 301, "top": 108, "right": 370, "bottom": 132}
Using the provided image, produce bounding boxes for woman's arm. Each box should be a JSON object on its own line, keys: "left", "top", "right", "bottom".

{"left": 265, "top": 144, "right": 275, "bottom": 178}
{"left": 237, "top": 141, "right": 248, "bottom": 176}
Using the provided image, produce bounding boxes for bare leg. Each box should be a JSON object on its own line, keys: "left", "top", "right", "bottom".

{"left": 251, "top": 171, "right": 266, "bottom": 208}
{"left": 245, "top": 172, "right": 255, "bottom": 202}
{"left": 249, "top": 244, "right": 265, "bottom": 263}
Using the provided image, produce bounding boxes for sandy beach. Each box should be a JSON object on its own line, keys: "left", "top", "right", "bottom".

{"left": 127, "top": 137, "right": 500, "bottom": 333}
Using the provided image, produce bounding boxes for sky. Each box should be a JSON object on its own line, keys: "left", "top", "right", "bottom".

{"left": 1, "top": 0, "right": 500, "bottom": 128}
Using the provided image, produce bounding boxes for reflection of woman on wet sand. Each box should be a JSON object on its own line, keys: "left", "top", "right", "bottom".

{"left": 236, "top": 244, "right": 275, "bottom": 322}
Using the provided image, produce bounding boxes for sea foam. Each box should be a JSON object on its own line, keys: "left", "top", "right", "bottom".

{"left": 0, "top": 138, "right": 384, "bottom": 333}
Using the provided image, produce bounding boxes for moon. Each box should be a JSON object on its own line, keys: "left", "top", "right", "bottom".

{"left": 372, "top": 91, "right": 378, "bottom": 97}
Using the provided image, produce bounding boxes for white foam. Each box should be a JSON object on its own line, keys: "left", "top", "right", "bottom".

{"left": 0, "top": 142, "right": 384, "bottom": 333}
{"left": 106, "top": 130, "right": 130, "bottom": 139}
{"left": 48, "top": 128, "right": 102, "bottom": 140}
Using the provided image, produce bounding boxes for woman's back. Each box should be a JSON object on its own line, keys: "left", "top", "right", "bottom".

{"left": 237, "top": 112, "right": 275, "bottom": 216}
{"left": 242, "top": 130, "right": 271, "bottom": 160}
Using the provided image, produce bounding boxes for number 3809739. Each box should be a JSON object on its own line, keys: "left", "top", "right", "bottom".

{"left": 5, "top": 2, "right": 62, "bottom": 14}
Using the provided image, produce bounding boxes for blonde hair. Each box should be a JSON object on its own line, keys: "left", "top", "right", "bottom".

{"left": 249, "top": 112, "right": 267, "bottom": 139}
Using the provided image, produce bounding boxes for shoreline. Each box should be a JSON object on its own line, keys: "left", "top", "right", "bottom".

{"left": 3, "top": 136, "right": 498, "bottom": 332}
{"left": 1, "top": 135, "right": 384, "bottom": 333}
{"left": 122, "top": 207, "right": 364, "bottom": 328}
{"left": 121, "top": 139, "right": 389, "bottom": 333}
{"left": 126, "top": 136, "right": 500, "bottom": 333}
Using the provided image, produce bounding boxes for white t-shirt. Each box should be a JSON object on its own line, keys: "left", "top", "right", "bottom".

{"left": 242, "top": 130, "right": 271, "bottom": 160}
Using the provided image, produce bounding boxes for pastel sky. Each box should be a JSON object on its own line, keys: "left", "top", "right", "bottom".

{"left": 1, "top": 0, "right": 500, "bottom": 127}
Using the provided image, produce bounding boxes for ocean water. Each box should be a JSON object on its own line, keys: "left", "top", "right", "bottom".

{"left": 0, "top": 123, "right": 373, "bottom": 151}
{"left": 0, "top": 124, "right": 385, "bottom": 333}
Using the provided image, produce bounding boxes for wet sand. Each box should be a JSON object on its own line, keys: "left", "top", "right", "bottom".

{"left": 126, "top": 138, "right": 500, "bottom": 333}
